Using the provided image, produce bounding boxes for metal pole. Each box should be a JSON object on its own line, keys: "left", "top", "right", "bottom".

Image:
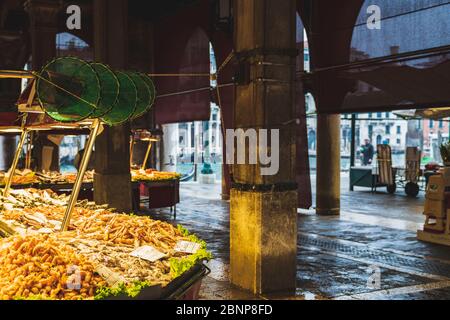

{"left": 25, "top": 131, "right": 33, "bottom": 170}
{"left": 3, "top": 128, "right": 28, "bottom": 197}
{"left": 0, "top": 70, "right": 34, "bottom": 79}
{"left": 350, "top": 114, "right": 356, "bottom": 191}
{"left": 141, "top": 140, "right": 152, "bottom": 170}
{"left": 130, "top": 136, "right": 134, "bottom": 167}
{"left": 60, "top": 119, "right": 102, "bottom": 231}
{"left": 448, "top": 118, "right": 450, "bottom": 143}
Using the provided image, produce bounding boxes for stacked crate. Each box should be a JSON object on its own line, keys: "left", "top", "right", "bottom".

{"left": 423, "top": 173, "right": 450, "bottom": 234}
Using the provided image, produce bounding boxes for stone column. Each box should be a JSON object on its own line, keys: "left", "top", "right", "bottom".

{"left": 230, "top": 0, "right": 298, "bottom": 294}
{"left": 316, "top": 114, "right": 340, "bottom": 215}
{"left": 0, "top": 30, "right": 27, "bottom": 170}
{"left": 93, "top": 0, "right": 132, "bottom": 212}
{"left": 187, "top": 123, "right": 192, "bottom": 158}
{"left": 24, "top": 0, "right": 60, "bottom": 69}
{"left": 25, "top": 0, "right": 61, "bottom": 172}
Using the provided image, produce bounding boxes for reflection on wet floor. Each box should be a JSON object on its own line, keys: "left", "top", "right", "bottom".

{"left": 144, "top": 180, "right": 450, "bottom": 300}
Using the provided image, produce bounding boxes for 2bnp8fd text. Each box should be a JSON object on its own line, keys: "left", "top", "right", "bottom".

{"left": 176, "top": 304, "right": 273, "bottom": 317}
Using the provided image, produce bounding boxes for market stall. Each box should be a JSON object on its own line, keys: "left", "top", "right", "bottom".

{"left": 0, "top": 121, "right": 96, "bottom": 200}
{"left": 0, "top": 189, "right": 211, "bottom": 300}
{"left": 130, "top": 130, "right": 182, "bottom": 216}
{"left": 350, "top": 109, "right": 450, "bottom": 197}
{"left": 0, "top": 57, "right": 211, "bottom": 300}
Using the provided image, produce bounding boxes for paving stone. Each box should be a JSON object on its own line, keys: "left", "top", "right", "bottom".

{"left": 139, "top": 180, "right": 450, "bottom": 300}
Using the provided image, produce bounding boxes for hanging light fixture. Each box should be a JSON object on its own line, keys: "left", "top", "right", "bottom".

{"left": 214, "top": 0, "right": 233, "bottom": 32}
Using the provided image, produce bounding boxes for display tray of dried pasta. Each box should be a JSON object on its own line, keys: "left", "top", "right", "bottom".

{"left": 0, "top": 188, "right": 211, "bottom": 300}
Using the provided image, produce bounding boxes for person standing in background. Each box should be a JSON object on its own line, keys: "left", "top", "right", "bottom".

{"left": 361, "top": 138, "right": 374, "bottom": 166}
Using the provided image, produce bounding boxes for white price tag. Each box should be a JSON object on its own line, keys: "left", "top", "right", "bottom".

{"left": 174, "top": 241, "right": 201, "bottom": 254}
{"left": 130, "top": 246, "right": 166, "bottom": 262}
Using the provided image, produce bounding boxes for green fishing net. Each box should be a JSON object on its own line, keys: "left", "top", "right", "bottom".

{"left": 138, "top": 73, "right": 156, "bottom": 115}
{"left": 35, "top": 57, "right": 156, "bottom": 126}
{"left": 91, "top": 63, "right": 119, "bottom": 118}
{"left": 36, "top": 57, "right": 100, "bottom": 122}
{"left": 126, "top": 72, "right": 151, "bottom": 120}
{"left": 101, "top": 71, "right": 137, "bottom": 125}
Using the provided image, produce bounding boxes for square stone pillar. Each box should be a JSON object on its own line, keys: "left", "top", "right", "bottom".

{"left": 230, "top": 0, "right": 298, "bottom": 294}
{"left": 230, "top": 189, "right": 297, "bottom": 293}
{"left": 93, "top": 0, "right": 132, "bottom": 212}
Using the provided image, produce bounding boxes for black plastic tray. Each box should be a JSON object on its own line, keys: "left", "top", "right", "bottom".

{"left": 105, "top": 263, "right": 210, "bottom": 300}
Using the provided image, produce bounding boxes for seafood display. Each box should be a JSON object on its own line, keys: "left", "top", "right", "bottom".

{"left": 131, "top": 169, "right": 181, "bottom": 182}
{"left": 0, "top": 170, "right": 94, "bottom": 187}
{"left": 0, "top": 187, "right": 210, "bottom": 300}
{"left": 0, "top": 234, "right": 106, "bottom": 300}
{"left": 0, "top": 169, "right": 38, "bottom": 186}
{"left": 36, "top": 170, "right": 94, "bottom": 184}
{"left": 1, "top": 169, "right": 179, "bottom": 185}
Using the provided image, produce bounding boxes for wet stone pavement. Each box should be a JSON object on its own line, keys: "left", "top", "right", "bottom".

{"left": 142, "top": 180, "right": 450, "bottom": 300}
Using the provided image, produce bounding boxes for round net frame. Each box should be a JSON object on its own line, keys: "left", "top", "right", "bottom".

{"left": 90, "top": 63, "right": 120, "bottom": 118}
{"left": 126, "top": 72, "right": 151, "bottom": 120}
{"left": 137, "top": 72, "right": 156, "bottom": 117}
{"left": 36, "top": 57, "right": 100, "bottom": 123}
{"left": 101, "top": 71, "right": 137, "bottom": 126}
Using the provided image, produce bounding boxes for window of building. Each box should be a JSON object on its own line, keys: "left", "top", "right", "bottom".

{"left": 439, "top": 120, "right": 444, "bottom": 128}
{"left": 368, "top": 113, "right": 372, "bottom": 118}
{"left": 386, "top": 125, "right": 391, "bottom": 134}
{"left": 376, "top": 135, "right": 382, "bottom": 145}
{"left": 385, "top": 112, "right": 390, "bottom": 118}
{"left": 397, "top": 126, "right": 401, "bottom": 134}
{"left": 397, "top": 139, "right": 401, "bottom": 144}
{"left": 377, "top": 112, "right": 382, "bottom": 118}
{"left": 429, "top": 120, "right": 434, "bottom": 128}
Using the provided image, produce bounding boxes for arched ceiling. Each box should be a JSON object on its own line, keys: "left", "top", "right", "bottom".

{"left": 128, "top": 0, "right": 201, "bottom": 21}
{"left": 297, "top": 0, "right": 364, "bottom": 68}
